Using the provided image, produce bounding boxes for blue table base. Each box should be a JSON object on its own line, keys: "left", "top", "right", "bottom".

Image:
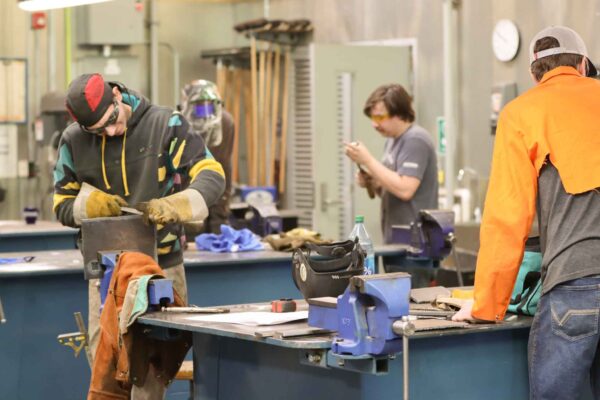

{"left": 191, "top": 329, "right": 531, "bottom": 400}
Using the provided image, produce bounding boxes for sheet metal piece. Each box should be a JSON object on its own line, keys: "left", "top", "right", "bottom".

{"left": 393, "top": 319, "right": 469, "bottom": 335}
{"left": 410, "top": 286, "right": 451, "bottom": 304}
{"left": 81, "top": 215, "right": 156, "bottom": 280}
{"left": 161, "top": 306, "right": 230, "bottom": 314}
{"left": 120, "top": 206, "right": 143, "bottom": 216}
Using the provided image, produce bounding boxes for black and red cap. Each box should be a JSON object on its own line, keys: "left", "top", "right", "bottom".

{"left": 65, "top": 73, "right": 114, "bottom": 127}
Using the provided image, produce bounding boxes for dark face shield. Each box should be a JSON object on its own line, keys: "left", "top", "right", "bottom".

{"left": 193, "top": 101, "right": 216, "bottom": 119}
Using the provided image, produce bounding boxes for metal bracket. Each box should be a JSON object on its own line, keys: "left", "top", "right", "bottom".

{"left": 327, "top": 351, "right": 391, "bottom": 375}
{"left": 299, "top": 349, "right": 329, "bottom": 369}
{"left": 140, "top": 324, "right": 185, "bottom": 342}
{"left": 299, "top": 349, "right": 394, "bottom": 375}
{"left": 57, "top": 332, "right": 86, "bottom": 358}
{"left": 57, "top": 312, "right": 92, "bottom": 368}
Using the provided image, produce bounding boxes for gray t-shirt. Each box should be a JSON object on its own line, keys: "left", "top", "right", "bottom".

{"left": 380, "top": 124, "right": 439, "bottom": 243}
{"left": 537, "top": 162, "right": 600, "bottom": 293}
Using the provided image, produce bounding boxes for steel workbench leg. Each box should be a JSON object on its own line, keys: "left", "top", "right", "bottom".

{"left": 192, "top": 333, "right": 221, "bottom": 400}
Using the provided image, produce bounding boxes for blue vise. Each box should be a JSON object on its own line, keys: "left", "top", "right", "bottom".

{"left": 390, "top": 209, "right": 455, "bottom": 267}
{"left": 97, "top": 251, "right": 174, "bottom": 314}
{"left": 308, "top": 272, "right": 411, "bottom": 356}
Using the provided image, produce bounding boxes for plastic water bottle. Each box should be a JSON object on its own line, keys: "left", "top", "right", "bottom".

{"left": 348, "top": 215, "right": 376, "bottom": 275}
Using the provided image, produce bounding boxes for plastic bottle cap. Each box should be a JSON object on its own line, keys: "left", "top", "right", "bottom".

{"left": 354, "top": 215, "right": 364, "bottom": 223}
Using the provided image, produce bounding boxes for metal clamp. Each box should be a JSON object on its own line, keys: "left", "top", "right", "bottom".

{"left": 299, "top": 349, "right": 393, "bottom": 375}
{"left": 57, "top": 312, "right": 92, "bottom": 368}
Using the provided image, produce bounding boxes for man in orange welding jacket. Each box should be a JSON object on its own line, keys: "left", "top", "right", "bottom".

{"left": 453, "top": 26, "right": 600, "bottom": 399}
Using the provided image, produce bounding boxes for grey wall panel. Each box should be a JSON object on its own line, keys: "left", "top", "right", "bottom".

{"left": 75, "top": 0, "right": 144, "bottom": 46}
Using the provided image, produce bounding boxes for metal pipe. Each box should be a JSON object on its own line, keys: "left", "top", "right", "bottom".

{"left": 150, "top": 0, "right": 159, "bottom": 103}
{"left": 74, "top": 312, "right": 92, "bottom": 367}
{"left": 47, "top": 10, "right": 56, "bottom": 92}
{"left": 391, "top": 317, "right": 414, "bottom": 400}
{"left": 443, "top": 0, "right": 459, "bottom": 210}
{"left": 392, "top": 319, "right": 415, "bottom": 336}
{"left": 30, "top": 29, "right": 40, "bottom": 171}
{"left": 64, "top": 7, "right": 72, "bottom": 88}
{"left": 0, "top": 296, "right": 6, "bottom": 323}
{"left": 159, "top": 42, "right": 180, "bottom": 108}
{"left": 403, "top": 334, "right": 409, "bottom": 400}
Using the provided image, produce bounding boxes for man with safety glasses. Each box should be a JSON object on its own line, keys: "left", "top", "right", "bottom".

{"left": 53, "top": 73, "right": 225, "bottom": 373}
{"left": 344, "top": 84, "right": 438, "bottom": 245}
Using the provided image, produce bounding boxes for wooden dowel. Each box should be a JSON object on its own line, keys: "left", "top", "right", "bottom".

{"left": 269, "top": 46, "right": 281, "bottom": 186}
{"left": 278, "top": 49, "right": 291, "bottom": 194}
{"left": 257, "top": 48, "right": 266, "bottom": 186}
{"left": 216, "top": 59, "right": 226, "bottom": 100}
{"left": 231, "top": 69, "right": 242, "bottom": 183}
{"left": 250, "top": 36, "right": 259, "bottom": 186}
{"left": 262, "top": 49, "right": 273, "bottom": 187}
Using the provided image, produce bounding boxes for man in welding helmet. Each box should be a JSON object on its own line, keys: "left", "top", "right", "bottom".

{"left": 181, "top": 79, "right": 235, "bottom": 234}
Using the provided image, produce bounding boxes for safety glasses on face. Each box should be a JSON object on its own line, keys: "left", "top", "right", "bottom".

{"left": 81, "top": 101, "right": 120, "bottom": 135}
{"left": 370, "top": 113, "right": 389, "bottom": 123}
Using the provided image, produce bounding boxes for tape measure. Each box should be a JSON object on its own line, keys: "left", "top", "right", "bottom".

{"left": 271, "top": 298, "right": 297, "bottom": 313}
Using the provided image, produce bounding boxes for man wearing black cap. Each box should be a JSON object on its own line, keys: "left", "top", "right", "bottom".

{"left": 54, "top": 73, "right": 225, "bottom": 369}
{"left": 453, "top": 26, "right": 600, "bottom": 398}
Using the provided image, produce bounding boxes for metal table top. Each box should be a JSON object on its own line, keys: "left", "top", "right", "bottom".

{"left": 0, "top": 220, "right": 78, "bottom": 237}
{"left": 137, "top": 301, "right": 533, "bottom": 350}
{"left": 184, "top": 244, "right": 407, "bottom": 266}
{"left": 0, "top": 245, "right": 409, "bottom": 278}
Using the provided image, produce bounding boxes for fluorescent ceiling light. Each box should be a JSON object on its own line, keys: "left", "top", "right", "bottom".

{"left": 18, "top": 0, "right": 114, "bottom": 12}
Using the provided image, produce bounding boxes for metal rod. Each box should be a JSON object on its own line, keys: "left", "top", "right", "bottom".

{"left": 74, "top": 312, "right": 92, "bottom": 368}
{"left": 47, "top": 10, "right": 56, "bottom": 92}
{"left": 0, "top": 296, "right": 6, "bottom": 323}
{"left": 64, "top": 8, "right": 72, "bottom": 88}
{"left": 150, "top": 0, "right": 159, "bottom": 103}
{"left": 443, "top": 0, "right": 459, "bottom": 210}
{"left": 403, "top": 334, "right": 409, "bottom": 400}
{"left": 449, "top": 234, "right": 464, "bottom": 286}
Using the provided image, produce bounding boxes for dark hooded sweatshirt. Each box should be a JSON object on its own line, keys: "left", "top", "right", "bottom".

{"left": 53, "top": 90, "right": 225, "bottom": 268}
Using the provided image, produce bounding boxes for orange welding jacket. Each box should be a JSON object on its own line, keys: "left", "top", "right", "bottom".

{"left": 472, "top": 66, "right": 600, "bottom": 322}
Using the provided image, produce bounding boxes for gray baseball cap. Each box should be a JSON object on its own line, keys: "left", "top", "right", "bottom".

{"left": 529, "top": 25, "right": 597, "bottom": 77}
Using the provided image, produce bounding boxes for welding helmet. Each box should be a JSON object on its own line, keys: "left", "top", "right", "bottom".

{"left": 292, "top": 239, "right": 366, "bottom": 299}
{"left": 181, "top": 79, "right": 223, "bottom": 146}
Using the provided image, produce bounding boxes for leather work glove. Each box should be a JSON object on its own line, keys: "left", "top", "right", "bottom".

{"left": 74, "top": 182, "right": 128, "bottom": 225}
{"left": 141, "top": 189, "right": 208, "bottom": 225}
{"left": 86, "top": 190, "right": 128, "bottom": 218}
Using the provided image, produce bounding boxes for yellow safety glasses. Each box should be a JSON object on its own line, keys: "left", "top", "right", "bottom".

{"left": 370, "top": 113, "right": 389, "bottom": 123}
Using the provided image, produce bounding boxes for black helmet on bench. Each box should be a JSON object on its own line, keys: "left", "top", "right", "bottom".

{"left": 292, "top": 239, "right": 365, "bottom": 299}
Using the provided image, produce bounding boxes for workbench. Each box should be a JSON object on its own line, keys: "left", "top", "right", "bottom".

{"left": 138, "top": 302, "right": 533, "bottom": 400}
{"left": 0, "top": 245, "right": 406, "bottom": 400}
{"left": 0, "top": 220, "right": 78, "bottom": 251}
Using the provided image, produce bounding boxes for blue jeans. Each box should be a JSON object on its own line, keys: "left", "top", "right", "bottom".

{"left": 529, "top": 276, "right": 600, "bottom": 399}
